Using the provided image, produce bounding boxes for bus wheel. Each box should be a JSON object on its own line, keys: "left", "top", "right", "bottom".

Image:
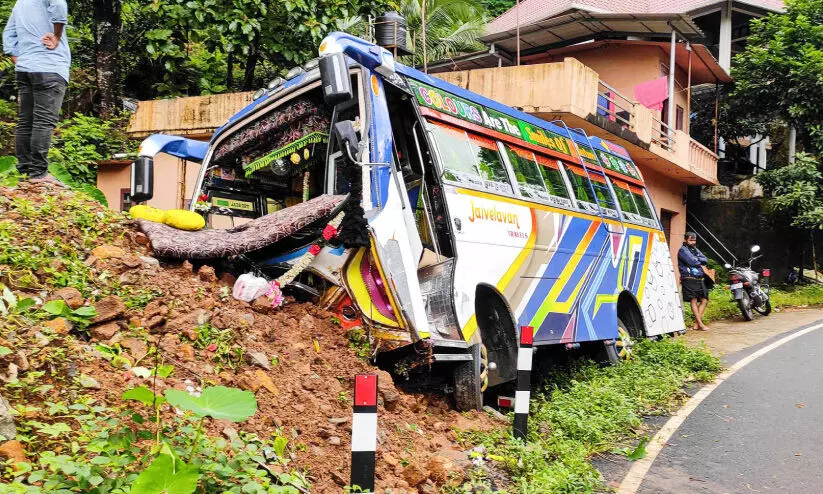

{"left": 454, "top": 343, "right": 485, "bottom": 411}
{"left": 605, "top": 318, "right": 634, "bottom": 363}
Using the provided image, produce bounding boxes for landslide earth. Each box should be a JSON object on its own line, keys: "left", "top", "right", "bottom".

{"left": 0, "top": 181, "right": 503, "bottom": 492}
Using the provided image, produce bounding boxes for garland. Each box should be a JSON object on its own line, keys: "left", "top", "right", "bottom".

{"left": 265, "top": 211, "right": 345, "bottom": 308}
{"left": 243, "top": 132, "right": 329, "bottom": 177}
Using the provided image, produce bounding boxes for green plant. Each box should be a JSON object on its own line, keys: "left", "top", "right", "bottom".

{"left": 194, "top": 323, "right": 244, "bottom": 370}
{"left": 345, "top": 328, "right": 371, "bottom": 360}
{"left": 459, "top": 338, "right": 721, "bottom": 492}
{"left": 41, "top": 299, "right": 98, "bottom": 330}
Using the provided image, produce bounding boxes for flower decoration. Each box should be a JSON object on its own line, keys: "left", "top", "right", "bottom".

{"left": 264, "top": 211, "right": 345, "bottom": 308}
{"left": 322, "top": 225, "right": 337, "bottom": 241}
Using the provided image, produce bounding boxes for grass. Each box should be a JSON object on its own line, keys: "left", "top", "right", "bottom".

{"left": 684, "top": 284, "right": 823, "bottom": 326}
{"left": 459, "top": 338, "right": 721, "bottom": 493}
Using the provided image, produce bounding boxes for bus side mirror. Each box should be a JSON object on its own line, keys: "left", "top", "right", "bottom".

{"left": 319, "top": 53, "right": 353, "bottom": 106}
{"left": 334, "top": 120, "right": 359, "bottom": 163}
{"left": 130, "top": 156, "right": 154, "bottom": 203}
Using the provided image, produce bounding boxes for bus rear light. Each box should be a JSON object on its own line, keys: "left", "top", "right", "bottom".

{"left": 763, "top": 269, "right": 771, "bottom": 277}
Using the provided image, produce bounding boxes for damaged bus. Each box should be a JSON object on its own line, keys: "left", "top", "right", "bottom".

{"left": 130, "top": 32, "right": 686, "bottom": 410}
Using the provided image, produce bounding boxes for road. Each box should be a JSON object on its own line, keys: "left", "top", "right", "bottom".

{"left": 637, "top": 318, "right": 823, "bottom": 493}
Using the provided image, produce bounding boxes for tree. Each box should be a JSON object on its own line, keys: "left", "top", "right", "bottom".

{"left": 756, "top": 153, "right": 823, "bottom": 230}
{"left": 482, "top": 0, "right": 514, "bottom": 18}
{"left": 727, "top": 0, "right": 823, "bottom": 153}
{"left": 93, "top": 0, "right": 121, "bottom": 118}
{"left": 399, "top": 0, "right": 488, "bottom": 67}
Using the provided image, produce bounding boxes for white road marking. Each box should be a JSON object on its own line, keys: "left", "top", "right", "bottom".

{"left": 617, "top": 321, "right": 823, "bottom": 494}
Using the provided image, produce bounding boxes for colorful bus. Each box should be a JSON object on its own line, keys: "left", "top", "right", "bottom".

{"left": 132, "top": 32, "right": 686, "bottom": 410}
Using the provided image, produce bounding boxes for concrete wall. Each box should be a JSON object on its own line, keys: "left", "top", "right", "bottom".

{"left": 529, "top": 45, "right": 691, "bottom": 133}
{"left": 640, "top": 165, "right": 688, "bottom": 266}
{"left": 97, "top": 154, "right": 200, "bottom": 212}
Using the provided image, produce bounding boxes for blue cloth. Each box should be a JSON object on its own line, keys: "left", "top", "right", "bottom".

{"left": 678, "top": 244, "right": 707, "bottom": 278}
{"left": 3, "top": 0, "right": 71, "bottom": 83}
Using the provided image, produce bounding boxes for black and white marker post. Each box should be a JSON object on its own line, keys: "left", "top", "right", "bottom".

{"left": 351, "top": 374, "right": 378, "bottom": 493}
{"left": 513, "top": 325, "right": 534, "bottom": 441}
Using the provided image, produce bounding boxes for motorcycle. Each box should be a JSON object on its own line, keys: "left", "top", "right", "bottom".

{"left": 724, "top": 245, "right": 771, "bottom": 321}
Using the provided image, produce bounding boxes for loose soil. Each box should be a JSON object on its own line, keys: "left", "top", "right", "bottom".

{"left": 0, "top": 182, "right": 503, "bottom": 492}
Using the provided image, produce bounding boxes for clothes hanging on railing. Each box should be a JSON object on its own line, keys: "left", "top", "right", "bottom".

{"left": 633, "top": 76, "right": 669, "bottom": 111}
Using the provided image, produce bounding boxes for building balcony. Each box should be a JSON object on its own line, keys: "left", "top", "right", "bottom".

{"left": 435, "top": 58, "right": 718, "bottom": 185}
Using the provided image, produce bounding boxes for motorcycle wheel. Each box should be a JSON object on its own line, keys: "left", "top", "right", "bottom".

{"left": 754, "top": 299, "right": 772, "bottom": 316}
{"left": 738, "top": 292, "right": 754, "bottom": 321}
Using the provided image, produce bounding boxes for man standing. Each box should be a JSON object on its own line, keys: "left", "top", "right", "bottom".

{"left": 679, "top": 232, "right": 710, "bottom": 331}
{"left": 2, "top": 0, "right": 70, "bottom": 184}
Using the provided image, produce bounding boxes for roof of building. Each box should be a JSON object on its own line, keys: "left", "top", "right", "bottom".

{"left": 488, "top": 0, "right": 785, "bottom": 35}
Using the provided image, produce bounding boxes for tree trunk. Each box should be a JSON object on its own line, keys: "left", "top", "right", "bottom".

{"left": 242, "top": 41, "right": 260, "bottom": 91}
{"left": 226, "top": 52, "right": 234, "bottom": 91}
{"left": 93, "top": 0, "right": 122, "bottom": 119}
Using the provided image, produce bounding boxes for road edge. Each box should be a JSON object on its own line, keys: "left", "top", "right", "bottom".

{"left": 617, "top": 319, "right": 823, "bottom": 493}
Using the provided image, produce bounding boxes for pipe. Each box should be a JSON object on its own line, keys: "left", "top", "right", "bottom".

{"left": 667, "top": 30, "right": 676, "bottom": 143}
{"left": 789, "top": 125, "right": 797, "bottom": 163}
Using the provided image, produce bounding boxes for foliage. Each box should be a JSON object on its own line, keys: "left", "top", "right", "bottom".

{"left": 755, "top": 153, "right": 823, "bottom": 230}
{"left": 48, "top": 113, "right": 136, "bottom": 186}
{"left": 685, "top": 283, "right": 823, "bottom": 326}
{"left": 41, "top": 299, "right": 98, "bottom": 330}
{"left": 482, "top": 0, "right": 514, "bottom": 18}
{"left": 400, "top": 0, "right": 488, "bottom": 66}
{"left": 164, "top": 386, "right": 257, "bottom": 422}
{"left": 193, "top": 323, "right": 244, "bottom": 370}
{"left": 460, "top": 338, "right": 721, "bottom": 492}
{"left": 727, "top": 0, "right": 823, "bottom": 152}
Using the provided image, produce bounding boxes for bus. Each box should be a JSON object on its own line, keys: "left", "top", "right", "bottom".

{"left": 131, "top": 32, "right": 686, "bottom": 410}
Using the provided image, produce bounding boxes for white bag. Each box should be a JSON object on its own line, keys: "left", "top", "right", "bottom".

{"left": 232, "top": 273, "right": 270, "bottom": 302}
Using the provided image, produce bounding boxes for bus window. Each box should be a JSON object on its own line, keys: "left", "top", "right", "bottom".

{"left": 468, "top": 134, "right": 512, "bottom": 195}
{"left": 564, "top": 165, "right": 618, "bottom": 218}
{"left": 502, "top": 143, "right": 547, "bottom": 199}
{"left": 428, "top": 121, "right": 483, "bottom": 186}
{"left": 632, "top": 187, "right": 655, "bottom": 219}
{"left": 611, "top": 180, "right": 639, "bottom": 215}
{"left": 534, "top": 155, "right": 572, "bottom": 201}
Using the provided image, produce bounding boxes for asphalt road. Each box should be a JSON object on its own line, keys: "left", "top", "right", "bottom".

{"left": 639, "top": 320, "right": 823, "bottom": 493}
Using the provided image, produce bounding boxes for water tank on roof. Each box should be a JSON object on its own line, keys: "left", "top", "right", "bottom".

{"left": 375, "top": 12, "right": 408, "bottom": 53}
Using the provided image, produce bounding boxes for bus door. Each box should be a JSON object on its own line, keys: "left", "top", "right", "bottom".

{"left": 353, "top": 71, "right": 433, "bottom": 340}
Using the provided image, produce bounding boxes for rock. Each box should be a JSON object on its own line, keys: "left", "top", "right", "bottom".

{"left": 197, "top": 265, "right": 217, "bottom": 283}
{"left": 0, "top": 364, "right": 17, "bottom": 383}
{"left": 49, "top": 259, "right": 65, "bottom": 272}
{"left": 121, "top": 255, "right": 142, "bottom": 268}
{"left": 299, "top": 314, "right": 316, "bottom": 331}
{"left": 328, "top": 417, "right": 348, "bottom": 425}
{"left": 376, "top": 369, "right": 401, "bottom": 410}
{"left": 177, "top": 343, "right": 196, "bottom": 361}
{"left": 43, "top": 317, "right": 71, "bottom": 335}
{"left": 328, "top": 436, "right": 341, "bottom": 446}
{"left": 212, "top": 310, "right": 254, "bottom": 330}
{"left": 0, "top": 440, "right": 26, "bottom": 466}
{"left": 403, "top": 463, "right": 428, "bottom": 486}
{"left": 427, "top": 455, "right": 463, "bottom": 485}
{"left": 134, "top": 232, "right": 150, "bottom": 246}
{"left": 219, "top": 272, "right": 237, "bottom": 286}
{"left": 483, "top": 405, "right": 511, "bottom": 423}
{"left": 32, "top": 332, "right": 50, "bottom": 347}
{"left": 140, "top": 256, "right": 160, "bottom": 268}
{"left": 166, "top": 309, "right": 210, "bottom": 333}
{"left": 331, "top": 471, "right": 347, "bottom": 486}
{"left": 120, "top": 338, "right": 149, "bottom": 360}
{"left": 383, "top": 452, "right": 400, "bottom": 468}
{"left": 91, "top": 244, "right": 125, "bottom": 259}
{"left": 90, "top": 322, "right": 120, "bottom": 341}
{"left": 182, "top": 327, "right": 198, "bottom": 341}
{"left": 83, "top": 255, "right": 98, "bottom": 267}
{"left": 0, "top": 395, "right": 17, "bottom": 440}
{"left": 251, "top": 296, "right": 274, "bottom": 314}
{"left": 90, "top": 295, "right": 126, "bottom": 324}
{"left": 248, "top": 370, "right": 278, "bottom": 395}
{"left": 246, "top": 351, "right": 271, "bottom": 370}
{"left": 222, "top": 426, "right": 240, "bottom": 443}
{"left": 48, "top": 287, "right": 84, "bottom": 309}
{"left": 182, "top": 260, "right": 194, "bottom": 272}
{"left": 14, "top": 351, "right": 29, "bottom": 372}
{"left": 78, "top": 374, "right": 100, "bottom": 389}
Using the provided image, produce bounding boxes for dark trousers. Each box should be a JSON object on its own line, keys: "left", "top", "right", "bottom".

{"left": 15, "top": 72, "right": 67, "bottom": 178}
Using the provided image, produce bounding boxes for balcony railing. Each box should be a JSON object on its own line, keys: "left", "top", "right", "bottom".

{"left": 596, "top": 81, "right": 633, "bottom": 129}
{"left": 688, "top": 138, "right": 718, "bottom": 183}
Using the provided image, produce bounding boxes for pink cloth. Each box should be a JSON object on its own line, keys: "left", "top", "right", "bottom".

{"left": 633, "top": 76, "right": 669, "bottom": 111}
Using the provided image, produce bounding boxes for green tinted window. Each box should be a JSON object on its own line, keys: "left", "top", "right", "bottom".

{"left": 633, "top": 190, "right": 654, "bottom": 218}
{"left": 469, "top": 136, "right": 512, "bottom": 194}
{"left": 503, "top": 144, "right": 546, "bottom": 199}
{"left": 535, "top": 155, "right": 571, "bottom": 199}
{"left": 428, "top": 121, "right": 482, "bottom": 184}
{"left": 613, "top": 184, "right": 638, "bottom": 214}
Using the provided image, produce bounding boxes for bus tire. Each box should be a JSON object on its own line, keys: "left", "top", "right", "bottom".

{"left": 605, "top": 318, "right": 633, "bottom": 363}
{"left": 453, "top": 343, "right": 483, "bottom": 411}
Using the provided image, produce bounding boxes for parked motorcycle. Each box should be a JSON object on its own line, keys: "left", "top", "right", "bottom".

{"left": 724, "top": 245, "right": 771, "bottom": 321}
